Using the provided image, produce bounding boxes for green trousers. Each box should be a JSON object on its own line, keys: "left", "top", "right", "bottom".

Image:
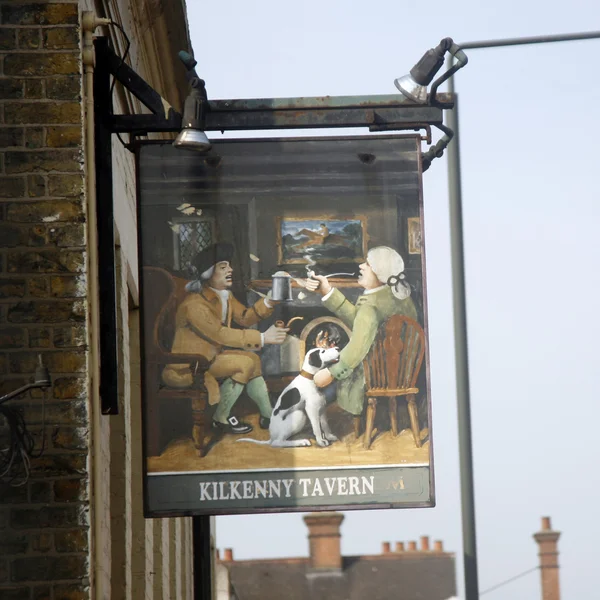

{"left": 213, "top": 376, "right": 273, "bottom": 423}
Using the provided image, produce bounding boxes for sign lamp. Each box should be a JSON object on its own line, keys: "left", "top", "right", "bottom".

{"left": 394, "top": 37, "right": 469, "bottom": 170}
{"left": 395, "top": 37, "right": 468, "bottom": 105}
{"left": 173, "top": 51, "right": 212, "bottom": 152}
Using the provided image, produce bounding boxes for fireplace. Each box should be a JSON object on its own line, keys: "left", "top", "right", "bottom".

{"left": 251, "top": 278, "right": 357, "bottom": 383}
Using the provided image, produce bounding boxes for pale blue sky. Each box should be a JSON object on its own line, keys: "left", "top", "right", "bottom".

{"left": 187, "top": 2, "right": 600, "bottom": 598}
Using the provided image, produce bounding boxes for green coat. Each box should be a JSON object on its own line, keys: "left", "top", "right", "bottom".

{"left": 323, "top": 286, "right": 417, "bottom": 415}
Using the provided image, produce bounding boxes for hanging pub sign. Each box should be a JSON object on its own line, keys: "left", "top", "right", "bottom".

{"left": 137, "top": 135, "right": 434, "bottom": 516}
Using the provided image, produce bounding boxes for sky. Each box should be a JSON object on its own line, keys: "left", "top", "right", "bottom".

{"left": 186, "top": 2, "right": 600, "bottom": 598}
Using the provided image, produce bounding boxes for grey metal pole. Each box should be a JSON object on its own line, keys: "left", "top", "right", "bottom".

{"left": 193, "top": 515, "right": 214, "bottom": 599}
{"left": 444, "top": 30, "right": 600, "bottom": 600}
{"left": 446, "top": 68, "right": 479, "bottom": 600}
{"left": 460, "top": 30, "right": 600, "bottom": 49}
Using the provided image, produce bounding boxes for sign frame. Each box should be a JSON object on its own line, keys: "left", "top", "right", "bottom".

{"left": 137, "top": 134, "right": 434, "bottom": 517}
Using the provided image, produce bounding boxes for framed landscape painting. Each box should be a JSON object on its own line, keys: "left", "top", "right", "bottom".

{"left": 277, "top": 216, "right": 368, "bottom": 264}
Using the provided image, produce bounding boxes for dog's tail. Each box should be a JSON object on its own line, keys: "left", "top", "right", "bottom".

{"left": 235, "top": 438, "right": 271, "bottom": 445}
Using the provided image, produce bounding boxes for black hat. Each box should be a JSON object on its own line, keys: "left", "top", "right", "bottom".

{"left": 193, "top": 242, "right": 234, "bottom": 276}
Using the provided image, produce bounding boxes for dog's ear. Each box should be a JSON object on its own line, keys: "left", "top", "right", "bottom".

{"left": 308, "top": 349, "right": 323, "bottom": 368}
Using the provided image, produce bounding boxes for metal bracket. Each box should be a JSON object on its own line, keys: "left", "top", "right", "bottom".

{"left": 97, "top": 37, "right": 182, "bottom": 135}
{"left": 369, "top": 122, "right": 432, "bottom": 144}
{"left": 109, "top": 94, "right": 449, "bottom": 136}
{"left": 94, "top": 37, "right": 119, "bottom": 414}
{"left": 95, "top": 37, "right": 452, "bottom": 137}
{"left": 92, "top": 35, "right": 455, "bottom": 415}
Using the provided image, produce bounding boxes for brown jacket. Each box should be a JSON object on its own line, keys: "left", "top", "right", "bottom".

{"left": 162, "top": 287, "right": 273, "bottom": 393}
{"left": 171, "top": 286, "right": 273, "bottom": 359}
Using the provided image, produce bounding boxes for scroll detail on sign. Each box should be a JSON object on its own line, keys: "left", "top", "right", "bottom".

{"left": 138, "top": 135, "right": 433, "bottom": 516}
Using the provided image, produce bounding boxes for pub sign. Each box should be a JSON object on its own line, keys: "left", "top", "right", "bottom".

{"left": 137, "top": 135, "right": 434, "bottom": 515}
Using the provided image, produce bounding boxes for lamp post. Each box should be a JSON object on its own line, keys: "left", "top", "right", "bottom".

{"left": 445, "top": 29, "right": 600, "bottom": 600}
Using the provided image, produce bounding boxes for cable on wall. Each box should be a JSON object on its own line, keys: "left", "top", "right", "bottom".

{"left": 0, "top": 356, "right": 51, "bottom": 486}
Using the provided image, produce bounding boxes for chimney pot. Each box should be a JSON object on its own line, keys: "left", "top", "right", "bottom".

{"left": 420, "top": 536, "right": 430, "bottom": 551}
{"left": 408, "top": 541, "right": 417, "bottom": 551}
{"left": 223, "top": 548, "right": 234, "bottom": 562}
{"left": 395, "top": 542, "right": 405, "bottom": 552}
{"left": 382, "top": 542, "right": 391, "bottom": 554}
{"left": 434, "top": 540, "right": 444, "bottom": 552}
{"left": 533, "top": 516, "right": 561, "bottom": 600}
{"left": 304, "top": 512, "right": 345, "bottom": 570}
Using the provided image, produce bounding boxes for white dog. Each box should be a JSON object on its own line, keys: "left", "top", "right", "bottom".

{"left": 237, "top": 347, "right": 340, "bottom": 448}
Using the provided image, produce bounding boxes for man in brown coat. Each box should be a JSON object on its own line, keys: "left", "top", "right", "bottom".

{"left": 162, "top": 243, "right": 288, "bottom": 434}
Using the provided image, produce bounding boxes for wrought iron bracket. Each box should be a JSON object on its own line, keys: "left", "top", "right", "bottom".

{"left": 95, "top": 36, "right": 452, "bottom": 137}
{"left": 108, "top": 93, "right": 451, "bottom": 136}
{"left": 96, "top": 36, "right": 182, "bottom": 136}
{"left": 92, "top": 35, "right": 455, "bottom": 415}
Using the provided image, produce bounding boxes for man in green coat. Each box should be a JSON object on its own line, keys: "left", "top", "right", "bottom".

{"left": 305, "top": 246, "right": 417, "bottom": 415}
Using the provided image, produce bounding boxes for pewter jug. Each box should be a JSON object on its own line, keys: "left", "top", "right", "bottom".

{"left": 271, "top": 271, "right": 293, "bottom": 302}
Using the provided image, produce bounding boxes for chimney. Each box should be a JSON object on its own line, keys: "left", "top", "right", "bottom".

{"left": 304, "top": 512, "right": 345, "bottom": 570}
{"left": 407, "top": 541, "right": 417, "bottom": 551}
{"left": 382, "top": 542, "right": 391, "bottom": 554}
{"left": 533, "top": 516, "right": 561, "bottom": 600}
{"left": 434, "top": 540, "right": 444, "bottom": 552}
{"left": 420, "top": 536, "right": 430, "bottom": 551}
{"left": 223, "top": 548, "right": 234, "bottom": 562}
{"left": 395, "top": 542, "right": 405, "bottom": 552}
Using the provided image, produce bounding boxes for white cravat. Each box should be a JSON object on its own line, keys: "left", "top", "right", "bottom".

{"left": 362, "top": 284, "right": 386, "bottom": 296}
{"left": 211, "top": 288, "right": 230, "bottom": 323}
{"left": 211, "top": 287, "right": 268, "bottom": 348}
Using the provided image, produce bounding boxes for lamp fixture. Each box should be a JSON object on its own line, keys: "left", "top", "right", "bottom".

{"left": 173, "top": 51, "right": 212, "bottom": 152}
{"left": 393, "top": 37, "right": 468, "bottom": 170}
{"left": 395, "top": 37, "right": 468, "bottom": 106}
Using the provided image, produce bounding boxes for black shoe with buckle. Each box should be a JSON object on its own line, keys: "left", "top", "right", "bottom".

{"left": 212, "top": 416, "right": 253, "bottom": 435}
{"left": 259, "top": 416, "right": 271, "bottom": 430}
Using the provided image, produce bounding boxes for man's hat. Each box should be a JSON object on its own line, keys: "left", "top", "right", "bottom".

{"left": 193, "top": 242, "right": 234, "bottom": 276}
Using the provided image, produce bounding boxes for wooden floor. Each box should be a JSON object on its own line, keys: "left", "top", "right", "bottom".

{"left": 148, "top": 405, "right": 430, "bottom": 473}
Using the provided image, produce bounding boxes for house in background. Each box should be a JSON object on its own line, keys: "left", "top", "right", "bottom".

{"left": 216, "top": 514, "right": 562, "bottom": 600}
{"left": 215, "top": 512, "right": 457, "bottom": 600}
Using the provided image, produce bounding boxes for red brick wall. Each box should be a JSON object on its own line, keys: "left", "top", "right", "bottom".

{"left": 534, "top": 519, "right": 561, "bottom": 600}
{"left": 0, "top": 2, "right": 90, "bottom": 598}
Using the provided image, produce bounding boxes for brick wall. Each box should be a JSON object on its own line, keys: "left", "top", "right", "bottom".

{"left": 0, "top": 1, "right": 196, "bottom": 598}
{"left": 0, "top": 1, "right": 91, "bottom": 599}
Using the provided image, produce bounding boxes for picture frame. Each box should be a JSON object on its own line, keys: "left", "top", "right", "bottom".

{"left": 276, "top": 215, "right": 368, "bottom": 264}
{"left": 407, "top": 217, "right": 422, "bottom": 255}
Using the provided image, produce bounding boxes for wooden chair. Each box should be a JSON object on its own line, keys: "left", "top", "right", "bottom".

{"left": 360, "top": 315, "right": 426, "bottom": 450}
{"left": 142, "top": 266, "right": 212, "bottom": 457}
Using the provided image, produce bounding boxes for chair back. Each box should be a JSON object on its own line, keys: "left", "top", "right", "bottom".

{"left": 142, "top": 266, "right": 181, "bottom": 358}
{"left": 363, "top": 315, "right": 425, "bottom": 392}
{"left": 141, "top": 268, "right": 209, "bottom": 458}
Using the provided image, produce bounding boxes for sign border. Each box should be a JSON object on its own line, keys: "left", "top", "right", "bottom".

{"left": 136, "top": 134, "right": 434, "bottom": 517}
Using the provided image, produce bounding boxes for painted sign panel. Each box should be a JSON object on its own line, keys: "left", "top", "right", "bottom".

{"left": 137, "top": 136, "right": 433, "bottom": 516}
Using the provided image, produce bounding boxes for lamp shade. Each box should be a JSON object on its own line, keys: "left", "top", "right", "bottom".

{"left": 394, "top": 74, "right": 428, "bottom": 104}
{"left": 174, "top": 79, "right": 211, "bottom": 152}
{"left": 173, "top": 128, "right": 212, "bottom": 152}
